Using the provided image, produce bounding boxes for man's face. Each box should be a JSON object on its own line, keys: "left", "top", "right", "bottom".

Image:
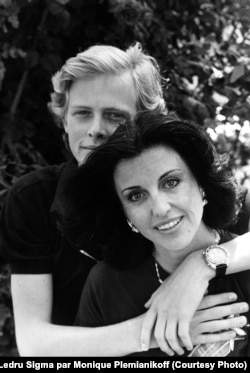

{"left": 64, "top": 73, "right": 137, "bottom": 164}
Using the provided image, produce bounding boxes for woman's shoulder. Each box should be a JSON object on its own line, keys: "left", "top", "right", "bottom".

{"left": 89, "top": 260, "right": 117, "bottom": 277}
{"left": 87, "top": 256, "right": 154, "bottom": 290}
{"left": 86, "top": 261, "right": 122, "bottom": 289}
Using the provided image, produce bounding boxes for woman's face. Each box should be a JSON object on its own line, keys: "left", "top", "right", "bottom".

{"left": 114, "top": 145, "right": 205, "bottom": 256}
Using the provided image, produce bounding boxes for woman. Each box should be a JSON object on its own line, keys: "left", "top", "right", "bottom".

{"left": 70, "top": 111, "right": 250, "bottom": 356}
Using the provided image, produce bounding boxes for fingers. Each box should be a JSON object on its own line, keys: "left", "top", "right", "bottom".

{"left": 144, "top": 297, "right": 152, "bottom": 309}
{"left": 154, "top": 315, "right": 175, "bottom": 356}
{"left": 140, "top": 310, "right": 156, "bottom": 351}
{"left": 191, "top": 313, "right": 249, "bottom": 346}
{"left": 144, "top": 291, "right": 157, "bottom": 309}
{"left": 194, "top": 329, "right": 237, "bottom": 345}
{"left": 196, "top": 302, "right": 249, "bottom": 323}
{"left": 198, "top": 292, "right": 237, "bottom": 310}
{"left": 198, "top": 315, "right": 248, "bottom": 335}
{"left": 178, "top": 320, "right": 193, "bottom": 351}
{"left": 165, "top": 319, "right": 185, "bottom": 355}
{"left": 142, "top": 309, "right": 191, "bottom": 356}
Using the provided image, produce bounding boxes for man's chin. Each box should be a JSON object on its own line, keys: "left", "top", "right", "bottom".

{"left": 74, "top": 153, "right": 86, "bottom": 166}
{"left": 74, "top": 145, "right": 100, "bottom": 165}
{"left": 76, "top": 149, "right": 94, "bottom": 165}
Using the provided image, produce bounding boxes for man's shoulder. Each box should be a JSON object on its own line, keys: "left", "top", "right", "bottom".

{"left": 11, "top": 163, "right": 66, "bottom": 194}
{"left": 3, "top": 163, "right": 69, "bottom": 212}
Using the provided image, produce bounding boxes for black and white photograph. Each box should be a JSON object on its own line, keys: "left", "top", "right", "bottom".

{"left": 0, "top": 0, "right": 250, "bottom": 360}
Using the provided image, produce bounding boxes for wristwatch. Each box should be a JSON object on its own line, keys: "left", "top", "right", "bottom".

{"left": 203, "top": 245, "right": 230, "bottom": 278}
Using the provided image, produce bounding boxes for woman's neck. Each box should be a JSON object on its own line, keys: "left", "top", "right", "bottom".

{"left": 154, "top": 224, "right": 219, "bottom": 273}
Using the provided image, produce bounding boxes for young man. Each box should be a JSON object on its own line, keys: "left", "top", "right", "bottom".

{"left": 0, "top": 43, "right": 249, "bottom": 356}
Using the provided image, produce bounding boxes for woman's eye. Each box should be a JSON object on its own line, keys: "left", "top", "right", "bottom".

{"left": 128, "top": 191, "right": 144, "bottom": 202}
{"left": 164, "top": 178, "right": 179, "bottom": 188}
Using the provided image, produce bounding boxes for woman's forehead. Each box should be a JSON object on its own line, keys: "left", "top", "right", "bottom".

{"left": 114, "top": 146, "right": 190, "bottom": 187}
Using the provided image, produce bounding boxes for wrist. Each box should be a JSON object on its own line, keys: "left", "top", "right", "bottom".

{"left": 188, "top": 249, "right": 215, "bottom": 281}
{"left": 203, "top": 244, "right": 229, "bottom": 279}
{"left": 126, "top": 315, "right": 146, "bottom": 353}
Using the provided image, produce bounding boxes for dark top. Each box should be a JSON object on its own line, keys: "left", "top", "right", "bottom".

{"left": 75, "top": 235, "right": 250, "bottom": 357}
{"left": 0, "top": 159, "right": 97, "bottom": 325}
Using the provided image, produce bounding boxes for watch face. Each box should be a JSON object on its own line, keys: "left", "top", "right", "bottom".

{"left": 207, "top": 247, "right": 225, "bottom": 264}
{"left": 206, "top": 245, "right": 229, "bottom": 265}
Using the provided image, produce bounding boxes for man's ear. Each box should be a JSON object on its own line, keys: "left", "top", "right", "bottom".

{"left": 63, "top": 119, "right": 68, "bottom": 133}
{"left": 244, "top": 187, "right": 250, "bottom": 213}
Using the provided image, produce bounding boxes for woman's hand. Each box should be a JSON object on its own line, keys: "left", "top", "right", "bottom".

{"left": 140, "top": 247, "right": 250, "bottom": 355}
{"left": 141, "top": 250, "right": 212, "bottom": 355}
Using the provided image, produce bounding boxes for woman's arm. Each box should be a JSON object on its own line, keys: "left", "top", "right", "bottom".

{"left": 11, "top": 274, "right": 143, "bottom": 356}
{"left": 223, "top": 232, "right": 250, "bottom": 274}
{"left": 141, "top": 232, "right": 250, "bottom": 355}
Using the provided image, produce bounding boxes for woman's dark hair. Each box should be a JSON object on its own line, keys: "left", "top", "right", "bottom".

{"left": 63, "top": 111, "right": 241, "bottom": 268}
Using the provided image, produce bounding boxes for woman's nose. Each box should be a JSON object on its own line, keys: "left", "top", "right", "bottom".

{"left": 151, "top": 194, "right": 171, "bottom": 217}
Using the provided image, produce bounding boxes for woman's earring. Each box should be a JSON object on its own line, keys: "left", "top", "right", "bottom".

{"left": 127, "top": 219, "right": 139, "bottom": 233}
{"left": 202, "top": 190, "right": 208, "bottom": 206}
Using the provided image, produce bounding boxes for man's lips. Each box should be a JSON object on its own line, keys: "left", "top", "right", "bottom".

{"left": 80, "top": 145, "right": 97, "bottom": 150}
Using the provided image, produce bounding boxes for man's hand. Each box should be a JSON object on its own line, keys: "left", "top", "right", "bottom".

{"left": 145, "top": 292, "right": 248, "bottom": 355}
{"left": 190, "top": 294, "right": 248, "bottom": 346}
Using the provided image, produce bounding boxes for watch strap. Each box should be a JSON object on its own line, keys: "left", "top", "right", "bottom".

{"left": 216, "top": 263, "right": 227, "bottom": 278}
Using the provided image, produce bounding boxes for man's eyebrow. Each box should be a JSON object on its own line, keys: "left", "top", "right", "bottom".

{"left": 104, "top": 108, "right": 131, "bottom": 117}
{"left": 69, "top": 105, "right": 90, "bottom": 109}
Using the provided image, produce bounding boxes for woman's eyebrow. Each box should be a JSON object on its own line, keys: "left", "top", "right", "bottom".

{"left": 121, "top": 170, "right": 183, "bottom": 194}
{"left": 158, "top": 169, "right": 182, "bottom": 182}
{"left": 121, "top": 185, "right": 141, "bottom": 194}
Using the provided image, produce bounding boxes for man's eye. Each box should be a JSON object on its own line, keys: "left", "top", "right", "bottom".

{"left": 74, "top": 110, "right": 91, "bottom": 117}
{"left": 107, "top": 112, "right": 126, "bottom": 123}
{"left": 164, "top": 178, "right": 179, "bottom": 188}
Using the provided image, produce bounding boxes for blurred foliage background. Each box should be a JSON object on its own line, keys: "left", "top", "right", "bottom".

{"left": 0, "top": 0, "right": 250, "bottom": 356}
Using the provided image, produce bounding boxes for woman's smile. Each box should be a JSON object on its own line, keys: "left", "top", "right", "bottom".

{"left": 154, "top": 216, "right": 184, "bottom": 232}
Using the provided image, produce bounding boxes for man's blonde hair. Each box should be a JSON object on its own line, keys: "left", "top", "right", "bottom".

{"left": 50, "top": 42, "right": 166, "bottom": 127}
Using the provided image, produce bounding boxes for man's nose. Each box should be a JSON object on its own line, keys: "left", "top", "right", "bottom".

{"left": 151, "top": 194, "right": 171, "bottom": 217}
{"left": 87, "top": 116, "right": 107, "bottom": 141}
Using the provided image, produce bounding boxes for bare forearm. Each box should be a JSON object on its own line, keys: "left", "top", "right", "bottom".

{"left": 11, "top": 274, "right": 144, "bottom": 357}
{"left": 16, "top": 317, "right": 143, "bottom": 356}
{"left": 223, "top": 232, "right": 250, "bottom": 275}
